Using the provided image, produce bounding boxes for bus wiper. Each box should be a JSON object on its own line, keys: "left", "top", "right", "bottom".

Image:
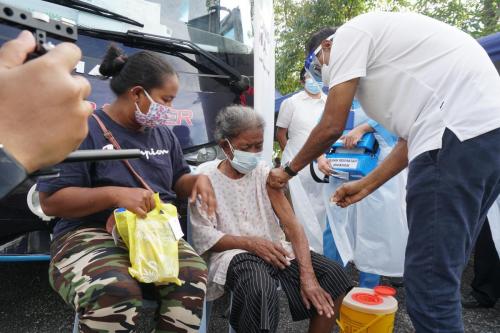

{"left": 42, "top": 0, "right": 143, "bottom": 27}
{"left": 79, "top": 28, "right": 250, "bottom": 93}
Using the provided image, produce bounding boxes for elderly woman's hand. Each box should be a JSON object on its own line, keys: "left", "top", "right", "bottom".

{"left": 190, "top": 174, "right": 217, "bottom": 217}
{"left": 300, "top": 274, "right": 335, "bottom": 318}
{"left": 246, "top": 237, "right": 291, "bottom": 270}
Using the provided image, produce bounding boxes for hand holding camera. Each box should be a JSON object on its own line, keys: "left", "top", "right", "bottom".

{"left": 0, "top": 30, "right": 92, "bottom": 173}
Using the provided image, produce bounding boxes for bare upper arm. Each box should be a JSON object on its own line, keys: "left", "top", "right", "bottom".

{"left": 38, "top": 188, "right": 68, "bottom": 211}
{"left": 39, "top": 191, "right": 56, "bottom": 205}
{"left": 321, "top": 78, "right": 360, "bottom": 136}
{"left": 277, "top": 126, "right": 288, "bottom": 134}
{"left": 38, "top": 189, "right": 64, "bottom": 216}
{"left": 266, "top": 184, "right": 295, "bottom": 228}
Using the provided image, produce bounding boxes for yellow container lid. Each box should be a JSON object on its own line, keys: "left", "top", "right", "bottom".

{"left": 342, "top": 287, "right": 398, "bottom": 315}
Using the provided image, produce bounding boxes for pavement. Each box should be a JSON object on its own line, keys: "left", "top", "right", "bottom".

{"left": 0, "top": 257, "right": 498, "bottom": 333}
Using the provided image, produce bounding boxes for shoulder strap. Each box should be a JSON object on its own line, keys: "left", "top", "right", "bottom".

{"left": 91, "top": 113, "right": 153, "bottom": 192}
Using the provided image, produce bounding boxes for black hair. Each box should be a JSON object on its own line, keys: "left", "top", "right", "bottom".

{"left": 99, "top": 44, "right": 177, "bottom": 96}
{"left": 305, "top": 27, "right": 338, "bottom": 55}
{"left": 299, "top": 67, "right": 306, "bottom": 82}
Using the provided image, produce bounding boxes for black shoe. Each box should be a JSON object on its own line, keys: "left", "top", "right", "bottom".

{"left": 461, "top": 293, "right": 494, "bottom": 309}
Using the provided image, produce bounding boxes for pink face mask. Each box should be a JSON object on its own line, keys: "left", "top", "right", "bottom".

{"left": 134, "top": 89, "right": 176, "bottom": 127}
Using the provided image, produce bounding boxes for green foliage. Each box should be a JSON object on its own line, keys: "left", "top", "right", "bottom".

{"left": 275, "top": 0, "right": 371, "bottom": 94}
{"left": 275, "top": 0, "right": 500, "bottom": 95}
{"left": 411, "top": 0, "right": 499, "bottom": 38}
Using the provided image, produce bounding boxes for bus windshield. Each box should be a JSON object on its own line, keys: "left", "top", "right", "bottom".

{"left": 2, "top": 0, "right": 254, "bottom": 54}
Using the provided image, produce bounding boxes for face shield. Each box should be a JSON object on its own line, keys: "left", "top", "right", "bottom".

{"left": 304, "top": 33, "right": 335, "bottom": 83}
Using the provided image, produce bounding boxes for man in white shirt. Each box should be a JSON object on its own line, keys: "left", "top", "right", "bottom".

{"left": 267, "top": 12, "right": 500, "bottom": 333}
{"left": 276, "top": 69, "right": 326, "bottom": 253}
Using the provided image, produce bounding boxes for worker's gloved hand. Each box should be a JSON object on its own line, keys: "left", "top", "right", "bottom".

{"left": 317, "top": 155, "right": 332, "bottom": 176}
{"left": 340, "top": 127, "right": 366, "bottom": 149}
{"left": 0, "top": 30, "right": 92, "bottom": 173}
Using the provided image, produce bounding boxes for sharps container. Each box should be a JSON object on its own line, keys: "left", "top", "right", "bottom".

{"left": 338, "top": 286, "right": 398, "bottom": 333}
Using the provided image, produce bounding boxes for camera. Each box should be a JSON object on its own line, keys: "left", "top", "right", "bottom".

{"left": 0, "top": 2, "right": 142, "bottom": 168}
{"left": 0, "top": 3, "right": 77, "bottom": 59}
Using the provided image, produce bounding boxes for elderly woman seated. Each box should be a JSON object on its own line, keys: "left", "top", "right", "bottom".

{"left": 190, "top": 105, "right": 353, "bottom": 333}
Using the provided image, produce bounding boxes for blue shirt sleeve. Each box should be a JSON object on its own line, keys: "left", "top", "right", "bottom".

{"left": 168, "top": 129, "right": 191, "bottom": 187}
{"left": 367, "top": 119, "right": 378, "bottom": 129}
{"left": 36, "top": 136, "right": 94, "bottom": 194}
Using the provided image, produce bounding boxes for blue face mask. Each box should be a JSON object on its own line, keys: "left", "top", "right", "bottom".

{"left": 225, "top": 139, "right": 262, "bottom": 174}
{"left": 304, "top": 78, "right": 323, "bottom": 95}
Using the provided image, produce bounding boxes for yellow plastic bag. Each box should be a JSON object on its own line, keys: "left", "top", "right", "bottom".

{"left": 114, "top": 193, "right": 182, "bottom": 286}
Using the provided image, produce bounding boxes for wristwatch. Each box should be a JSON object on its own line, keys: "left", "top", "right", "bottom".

{"left": 283, "top": 161, "right": 298, "bottom": 177}
{"left": 0, "top": 144, "right": 28, "bottom": 199}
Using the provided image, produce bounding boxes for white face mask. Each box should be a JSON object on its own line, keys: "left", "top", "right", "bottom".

{"left": 304, "top": 77, "right": 323, "bottom": 95}
{"left": 225, "top": 139, "right": 262, "bottom": 174}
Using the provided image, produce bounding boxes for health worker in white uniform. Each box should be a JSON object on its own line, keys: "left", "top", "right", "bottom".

{"left": 318, "top": 103, "right": 408, "bottom": 287}
{"left": 276, "top": 69, "right": 326, "bottom": 253}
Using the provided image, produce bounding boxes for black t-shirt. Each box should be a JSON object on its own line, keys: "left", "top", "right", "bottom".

{"left": 37, "top": 109, "right": 191, "bottom": 238}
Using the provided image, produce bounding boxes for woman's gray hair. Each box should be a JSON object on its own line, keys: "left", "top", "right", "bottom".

{"left": 214, "top": 105, "right": 265, "bottom": 141}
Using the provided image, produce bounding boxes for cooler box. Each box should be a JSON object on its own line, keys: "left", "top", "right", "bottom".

{"left": 345, "top": 111, "right": 355, "bottom": 130}
{"left": 325, "top": 131, "right": 379, "bottom": 180}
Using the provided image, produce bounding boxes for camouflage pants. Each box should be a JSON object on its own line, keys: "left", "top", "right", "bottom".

{"left": 49, "top": 228, "right": 207, "bottom": 333}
